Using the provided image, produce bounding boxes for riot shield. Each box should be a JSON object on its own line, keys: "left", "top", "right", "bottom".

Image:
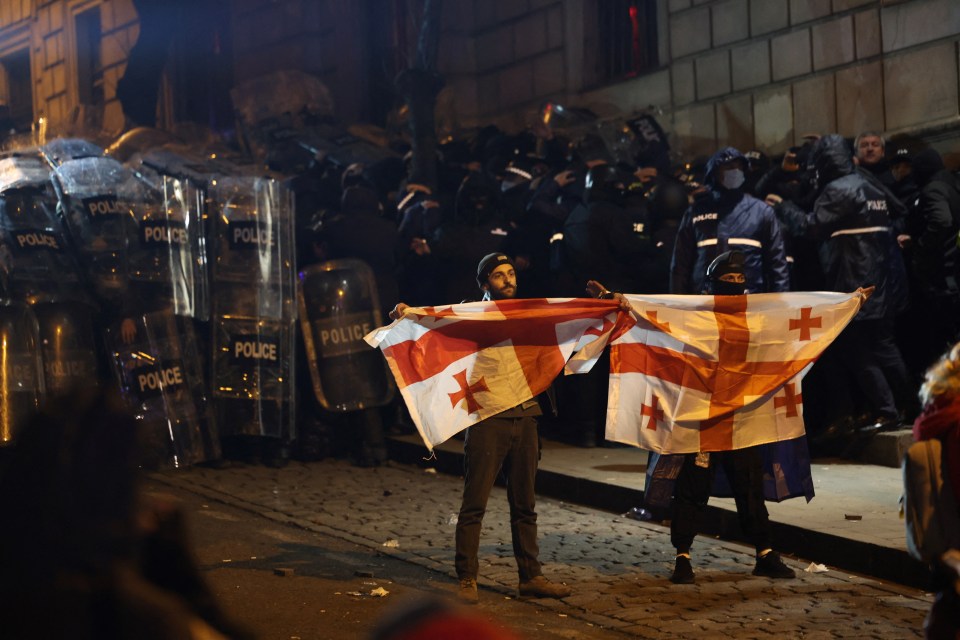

{"left": 131, "top": 147, "right": 257, "bottom": 188}
{"left": 41, "top": 138, "right": 104, "bottom": 167}
{"left": 209, "top": 177, "right": 296, "bottom": 440}
{"left": 0, "top": 301, "right": 45, "bottom": 444}
{"left": 49, "top": 156, "right": 137, "bottom": 307}
{"left": 0, "top": 155, "right": 91, "bottom": 301}
{"left": 52, "top": 156, "right": 207, "bottom": 320}
{"left": 298, "top": 259, "right": 394, "bottom": 411}
{"left": 106, "top": 309, "right": 218, "bottom": 468}
{"left": 32, "top": 300, "right": 102, "bottom": 395}
{"left": 134, "top": 175, "right": 208, "bottom": 320}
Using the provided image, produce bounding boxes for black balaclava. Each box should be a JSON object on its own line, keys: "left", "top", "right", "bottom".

{"left": 706, "top": 249, "right": 747, "bottom": 295}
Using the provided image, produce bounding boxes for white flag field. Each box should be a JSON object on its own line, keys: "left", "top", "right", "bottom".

{"left": 365, "top": 291, "right": 867, "bottom": 452}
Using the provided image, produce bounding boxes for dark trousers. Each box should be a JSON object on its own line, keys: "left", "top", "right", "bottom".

{"left": 454, "top": 416, "right": 541, "bottom": 582}
{"left": 670, "top": 446, "right": 771, "bottom": 554}
{"left": 831, "top": 318, "right": 910, "bottom": 421}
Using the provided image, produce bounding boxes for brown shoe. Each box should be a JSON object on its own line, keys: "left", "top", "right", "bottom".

{"left": 457, "top": 577, "right": 478, "bottom": 604}
{"left": 518, "top": 575, "right": 571, "bottom": 599}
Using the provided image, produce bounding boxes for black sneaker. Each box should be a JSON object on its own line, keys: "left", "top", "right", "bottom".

{"left": 670, "top": 555, "right": 695, "bottom": 584}
{"left": 753, "top": 551, "right": 796, "bottom": 579}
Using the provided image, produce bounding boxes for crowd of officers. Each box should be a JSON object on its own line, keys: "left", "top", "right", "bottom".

{"left": 302, "top": 124, "right": 960, "bottom": 461}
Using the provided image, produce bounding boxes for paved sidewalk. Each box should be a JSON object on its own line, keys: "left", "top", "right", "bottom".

{"left": 388, "top": 434, "right": 928, "bottom": 589}
{"left": 151, "top": 456, "right": 931, "bottom": 639}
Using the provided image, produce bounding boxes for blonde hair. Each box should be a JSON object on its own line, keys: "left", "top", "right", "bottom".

{"left": 919, "top": 342, "right": 960, "bottom": 407}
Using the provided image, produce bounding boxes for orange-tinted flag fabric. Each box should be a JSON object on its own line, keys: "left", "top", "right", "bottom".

{"left": 607, "top": 290, "right": 866, "bottom": 453}
{"left": 364, "top": 298, "right": 622, "bottom": 449}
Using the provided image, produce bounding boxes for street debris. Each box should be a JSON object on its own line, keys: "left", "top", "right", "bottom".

{"left": 274, "top": 567, "right": 295, "bottom": 577}
{"left": 623, "top": 506, "right": 654, "bottom": 521}
{"left": 447, "top": 513, "right": 458, "bottom": 525}
{"left": 844, "top": 514, "right": 863, "bottom": 521}
{"left": 424, "top": 468, "right": 437, "bottom": 474}
{"left": 382, "top": 539, "right": 400, "bottom": 548}
{"left": 805, "top": 562, "right": 830, "bottom": 573}
{"left": 370, "top": 587, "right": 389, "bottom": 597}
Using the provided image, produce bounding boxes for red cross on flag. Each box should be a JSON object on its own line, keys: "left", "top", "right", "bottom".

{"left": 606, "top": 290, "right": 867, "bottom": 453}
{"left": 365, "top": 298, "right": 622, "bottom": 449}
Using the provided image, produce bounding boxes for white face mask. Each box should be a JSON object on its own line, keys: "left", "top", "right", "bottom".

{"left": 720, "top": 168, "right": 745, "bottom": 190}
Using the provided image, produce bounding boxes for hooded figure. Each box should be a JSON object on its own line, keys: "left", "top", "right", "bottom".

{"left": 904, "top": 148, "right": 960, "bottom": 369}
{"left": 908, "top": 149, "right": 960, "bottom": 294}
{"left": 670, "top": 146, "right": 790, "bottom": 295}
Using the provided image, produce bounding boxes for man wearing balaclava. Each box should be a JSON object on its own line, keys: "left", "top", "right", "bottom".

{"left": 670, "top": 147, "right": 790, "bottom": 296}
{"left": 668, "top": 250, "right": 797, "bottom": 584}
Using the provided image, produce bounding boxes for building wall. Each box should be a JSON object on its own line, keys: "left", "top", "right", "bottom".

{"left": 438, "top": 0, "right": 569, "bottom": 130}
{"left": 4, "top": 0, "right": 139, "bottom": 137}
{"left": 231, "top": 1, "right": 352, "bottom": 110}
{"left": 441, "top": 0, "right": 960, "bottom": 158}
{"left": 4, "top": 0, "right": 958, "bottom": 158}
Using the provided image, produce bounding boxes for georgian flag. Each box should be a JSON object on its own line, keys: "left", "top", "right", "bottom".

{"left": 606, "top": 290, "right": 867, "bottom": 453}
{"left": 364, "top": 298, "right": 622, "bottom": 449}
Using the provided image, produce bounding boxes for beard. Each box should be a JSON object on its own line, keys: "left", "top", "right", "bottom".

{"left": 489, "top": 282, "right": 517, "bottom": 300}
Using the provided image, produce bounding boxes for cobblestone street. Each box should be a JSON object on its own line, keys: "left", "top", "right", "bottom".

{"left": 152, "top": 458, "right": 931, "bottom": 638}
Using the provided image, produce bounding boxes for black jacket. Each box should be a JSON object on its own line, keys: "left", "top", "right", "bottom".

{"left": 911, "top": 169, "right": 960, "bottom": 296}
{"left": 777, "top": 134, "right": 908, "bottom": 320}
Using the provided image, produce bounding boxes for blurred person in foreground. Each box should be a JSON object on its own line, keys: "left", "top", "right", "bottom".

{"left": 370, "top": 595, "right": 521, "bottom": 640}
{"left": 0, "top": 389, "right": 250, "bottom": 640}
{"left": 912, "top": 342, "right": 960, "bottom": 640}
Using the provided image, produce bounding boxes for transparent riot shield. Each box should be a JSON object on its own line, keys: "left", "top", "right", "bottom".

{"left": 131, "top": 147, "right": 256, "bottom": 189}
{"left": 0, "top": 155, "right": 86, "bottom": 302}
{"left": 51, "top": 156, "right": 207, "bottom": 320}
{"left": 210, "top": 177, "right": 296, "bottom": 440}
{"left": 41, "top": 138, "right": 104, "bottom": 168}
{"left": 298, "top": 259, "right": 394, "bottom": 411}
{"left": 0, "top": 155, "right": 104, "bottom": 395}
{"left": 50, "top": 156, "right": 137, "bottom": 306}
{"left": 106, "top": 309, "right": 218, "bottom": 468}
{"left": 0, "top": 301, "right": 45, "bottom": 444}
{"left": 135, "top": 175, "right": 208, "bottom": 320}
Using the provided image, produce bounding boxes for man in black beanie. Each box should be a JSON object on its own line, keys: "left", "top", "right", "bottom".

{"left": 389, "top": 252, "right": 571, "bottom": 604}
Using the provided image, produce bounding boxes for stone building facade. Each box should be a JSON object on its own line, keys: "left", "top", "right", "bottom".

{"left": 440, "top": 0, "right": 960, "bottom": 158}
{"left": 0, "top": 0, "right": 138, "bottom": 137}
{"left": 2, "top": 0, "right": 958, "bottom": 159}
